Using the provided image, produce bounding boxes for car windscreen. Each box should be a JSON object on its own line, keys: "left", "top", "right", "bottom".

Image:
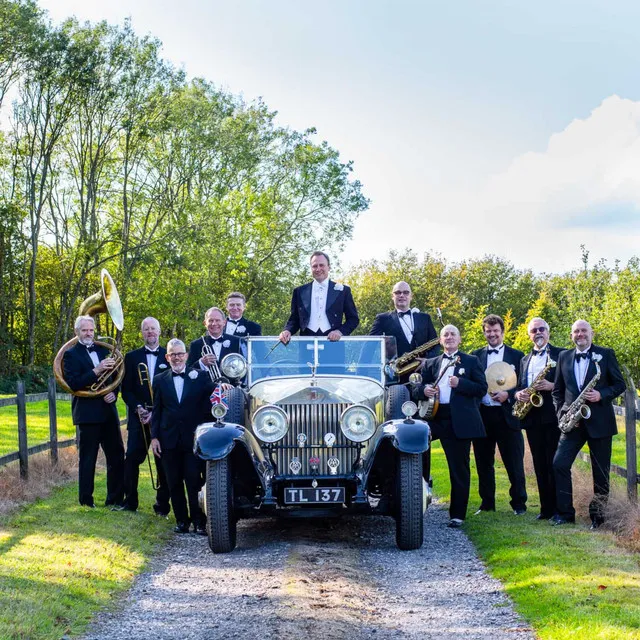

{"left": 248, "top": 336, "right": 394, "bottom": 384}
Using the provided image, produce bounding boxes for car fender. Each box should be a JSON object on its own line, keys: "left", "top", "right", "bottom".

{"left": 377, "top": 418, "right": 431, "bottom": 455}
{"left": 194, "top": 421, "right": 265, "bottom": 463}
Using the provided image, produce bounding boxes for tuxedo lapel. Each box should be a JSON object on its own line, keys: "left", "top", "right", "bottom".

{"left": 477, "top": 347, "right": 488, "bottom": 369}
{"left": 326, "top": 280, "right": 339, "bottom": 310}
{"left": 301, "top": 283, "right": 312, "bottom": 315}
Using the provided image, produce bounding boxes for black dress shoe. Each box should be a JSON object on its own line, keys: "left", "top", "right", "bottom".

{"left": 80, "top": 502, "right": 96, "bottom": 509}
{"left": 173, "top": 522, "right": 190, "bottom": 534}
{"left": 513, "top": 508, "right": 527, "bottom": 516}
{"left": 447, "top": 518, "right": 464, "bottom": 528}
{"left": 551, "top": 515, "right": 575, "bottom": 526}
{"left": 194, "top": 523, "right": 208, "bottom": 536}
{"left": 590, "top": 518, "right": 604, "bottom": 530}
{"left": 536, "top": 513, "right": 554, "bottom": 520}
{"left": 153, "top": 504, "right": 171, "bottom": 517}
{"left": 473, "top": 506, "right": 495, "bottom": 515}
{"left": 111, "top": 504, "right": 137, "bottom": 512}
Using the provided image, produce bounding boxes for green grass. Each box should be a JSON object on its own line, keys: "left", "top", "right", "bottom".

{"left": 0, "top": 467, "right": 172, "bottom": 640}
{"left": 431, "top": 442, "right": 640, "bottom": 640}
{"left": 0, "top": 399, "right": 127, "bottom": 457}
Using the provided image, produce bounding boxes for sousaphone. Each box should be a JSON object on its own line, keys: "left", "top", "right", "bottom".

{"left": 53, "top": 269, "right": 125, "bottom": 397}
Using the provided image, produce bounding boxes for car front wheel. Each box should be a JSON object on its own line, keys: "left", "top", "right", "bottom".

{"left": 395, "top": 452, "right": 424, "bottom": 551}
{"left": 206, "top": 458, "right": 237, "bottom": 553}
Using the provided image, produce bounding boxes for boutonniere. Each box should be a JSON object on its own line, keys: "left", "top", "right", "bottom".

{"left": 411, "top": 307, "right": 420, "bottom": 314}
{"left": 593, "top": 353, "right": 603, "bottom": 363}
{"left": 457, "top": 368, "right": 465, "bottom": 376}
{"left": 222, "top": 339, "right": 231, "bottom": 348}
{"left": 188, "top": 370, "right": 198, "bottom": 380}
{"left": 235, "top": 325, "right": 246, "bottom": 334}
{"left": 334, "top": 283, "right": 344, "bottom": 291}
{"left": 158, "top": 363, "right": 168, "bottom": 369}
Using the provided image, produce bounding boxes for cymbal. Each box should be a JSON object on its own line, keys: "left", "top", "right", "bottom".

{"left": 486, "top": 361, "right": 517, "bottom": 393}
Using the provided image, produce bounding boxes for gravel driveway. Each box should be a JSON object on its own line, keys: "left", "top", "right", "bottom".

{"left": 84, "top": 500, "right": 534, "bottom": 640}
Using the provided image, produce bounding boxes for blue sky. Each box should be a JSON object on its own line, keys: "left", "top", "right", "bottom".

{"left": 36, "top": 0, "right": 640, "bottom": 274}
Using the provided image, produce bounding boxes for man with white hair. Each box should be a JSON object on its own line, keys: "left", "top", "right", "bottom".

{"left": 62, "top": 315, "right": 124, "bottom": 508}
{"left": 117, "top": 317, "right": 171, "bottom": 515}
{"left": 151, "top": 338, "right": 215, "bottom": 534}
{"left": 412, "top": 324, "right": 487, "bottom": 528}
{"left": 551, "top": 319, "right": 625, "bottom": 528}
{"left": 514, "top": 317, "right": 564, "bottom": 520}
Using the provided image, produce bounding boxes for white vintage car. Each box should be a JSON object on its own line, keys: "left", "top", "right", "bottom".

{"left": 194, "top": 336, "right": 431, "bottom": 553}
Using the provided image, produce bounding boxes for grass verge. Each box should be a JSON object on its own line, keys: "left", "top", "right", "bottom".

{"left": 0, "top": 466, "right": 171, "bottom": 640}
{"left": 430, "top": 442, "right": 640, "bottom": 640}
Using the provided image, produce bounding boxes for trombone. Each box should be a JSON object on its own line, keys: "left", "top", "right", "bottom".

{"left": 137, "top": 362, "right": 158, "bottom": 490}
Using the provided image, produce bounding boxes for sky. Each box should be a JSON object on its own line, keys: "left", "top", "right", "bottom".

{"left": 36, "top": 0, "right": 640, "bottom": 274}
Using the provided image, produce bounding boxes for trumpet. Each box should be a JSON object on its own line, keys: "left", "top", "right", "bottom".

{"left": 136, "top": 362, "right": 158, "bottom": 490}
{"left": 201, "top": 335, "right": 229, "bottom": 384}
{"left": 512, "top": 356, "right": 556, "bottom": 420}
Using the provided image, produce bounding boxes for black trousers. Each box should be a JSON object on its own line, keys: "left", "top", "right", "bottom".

{"left": 553, "top": 428, "right": 612, "bottom": 522}
{"left": 123, "top": 420, "right": 171, "bottom": 513}
{"left": 525, "top": 420, "right": 560, "bottom": 518}
{"left": 422, "top": 406, "right": 473, "bottom": 520}
{"left": 77, "top": 416, "right": 125, "bottom": 506}
{"left": 161, "top": 447, "right": 204, "bottom": 526}
{"left": 473, "top": 406, "right": 527, "bottom": 511}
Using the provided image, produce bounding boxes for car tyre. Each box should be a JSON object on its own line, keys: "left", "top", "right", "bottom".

{"left": 386, "top": 384, "right": 409, "bottom": 420}
{"left": 225, "top": 386, "right": 246, "bottom": 425}
{"left": 206, "top": 458, "right": 237, "bottom": 553}
{"left": 395, "top": 452, "right": 424, "bottom": 551}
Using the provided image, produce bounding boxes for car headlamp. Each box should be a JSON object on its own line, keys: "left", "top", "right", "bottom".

{"left": 340, "top": 404, "right": 376, "bottom": 442}
{"left": 221, "top": 353, "right": 247, "bottom": 380}
{"left": 252, "top": 405, "right": 289, "bottom": 443}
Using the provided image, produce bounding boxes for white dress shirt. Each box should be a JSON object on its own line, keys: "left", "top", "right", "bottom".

{"left": 225, "top": 319, "right": 240, "bottom": 335}
{"left": 145, "top": 349, "right": 158, "bottom": 378}
{"left": 308, "top": 278, "right": 331, "bottom": 333}
{"left": 527, "top": 348, "right": 548, "bottom": 386}
{"left": 438, "top": 353, "right": 458, "bottom": 404}
{"left": 172, "top": 368, "right": 185, "bottom": 402}
{"left": 397, "top": 310, "right": 414, "bottom": 344}
{"left": 482, "top": 343, "right": 505, "bottom": 406}
{"left": 199, "top": 335, "right": 223, "bottom": 371}
{"left": 573, "top": 349, "right": 591, "bottom": 390}
{"left": 86, "top": 345, "right": 100, "bottom": 368}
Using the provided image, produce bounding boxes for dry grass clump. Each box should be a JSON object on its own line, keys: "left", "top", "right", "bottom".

{"left": 0, "top": 447, "right": 82, "bottom": 517}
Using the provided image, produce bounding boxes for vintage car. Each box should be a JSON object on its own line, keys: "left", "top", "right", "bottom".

{"left": 194, "top": 336, "right": 431, "bottom": 553}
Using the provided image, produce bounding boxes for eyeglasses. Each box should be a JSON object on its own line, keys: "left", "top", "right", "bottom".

{"left": 168, "top": 352, "right": 187, "bottom": 358}
{"left": 529, "top": 327, "right": 547, "bottom": 334}
{"left": 393, "top": 290, "right": 410, "bottom": 295}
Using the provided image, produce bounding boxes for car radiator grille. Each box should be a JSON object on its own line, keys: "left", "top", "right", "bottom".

{"left": 272, "top": 403, "right": 360, "bottom": 476}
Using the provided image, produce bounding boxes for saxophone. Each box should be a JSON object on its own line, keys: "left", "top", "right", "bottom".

{"left": 389, "top": 336, "right": 441, "bottom": 376}
{"left": 558, "top": 357, "right": 601, "bottom": 434}
{"left": 512, "top": 355, "right": 556, "bottom": 420}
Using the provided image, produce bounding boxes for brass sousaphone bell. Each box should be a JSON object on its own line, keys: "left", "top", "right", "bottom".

{"left": 485, "top": 361, "right": 517, "bottom": 394}
{"left": 53, "top": 269, "right": 125, "bottom": 397}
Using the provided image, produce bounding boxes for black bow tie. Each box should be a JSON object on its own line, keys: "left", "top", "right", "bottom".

{"left": 86, "top": 345, "right": 96, "bottom": 353}
{"left": 211, "top": 338, "right": 223, "bottom": 345}
{"left": 576, "top": 352, "right": 590, "bottom": 361}
{"left": 443, "top": 353, "right": 457, "bottom": 360}
{"left": 533, "top": 349, "right": 546, "bottom": 356}
{"left": 172, "top": 371, "right": 185, "bottom": 378}
{"left": 398, "top": 310, "right": 411, "bottom": 317}
{"left": 145, "top": 348, "right": 159, "bottom": 356}
{"left": 488, "top": 348, "right": 500, "bottom": 355}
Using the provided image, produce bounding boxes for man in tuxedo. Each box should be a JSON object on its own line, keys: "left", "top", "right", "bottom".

{"left": 117, "top": 317, "right": 171, "bottom": 515}
{"left": 279, "top": 251, "right": 359, "bottom": 344}
{"left": 62, "top": 315, "right": 124, "bottom": 508}
{"left": 224, "top": 292, "right": 262, "bottom": 337}
{"left": 472, "top": 314, "right": 527, "bottom": 515}
{"left": 187, "top": 307, "right": 242, "bottom": 376}
{"left": 151, "top": 339, "right": 215, "bottom": 534}
{"left": 370, "top": 281, "right": 439, "bottom": 359}
{"left": 551, "top": 319, "right": 625, "bottom": 528}
{"left": 412, "top": 325, "right": 487, "bottom": 528}
{"left": 514, "top": 317, "right": 564, "bottom": 520}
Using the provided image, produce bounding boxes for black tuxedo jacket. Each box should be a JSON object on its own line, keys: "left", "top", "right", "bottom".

{"left": 552, "top": 344, "right": 625, "bottom": 438}
{"left": 225, "top": 317, "right": 262, "bottom": 337}
{"left": 516, "top": 344, "right": 564, "bottom": 428}
{"left": 284, "top": 280, "right": 359, "bottom": 335}
{"left": 369, "top": 310, "right": 439, "bottom": 358}
{"left": 121, "top": 345, "right": 168, "bottom": 429}
{"left": 472, "top": 344, "right": 524, "bottom": 430}
{"left": 151, "top": 369, "right": 215, "bottom": 450}
{"left": 62, "top": 341, "right": 120, "bottom": 425}
{"left": 412, "top": 352, "right": 487, "bottom": 439}
{"left": 186, "top": 334, "right": 242, "bottom": 370}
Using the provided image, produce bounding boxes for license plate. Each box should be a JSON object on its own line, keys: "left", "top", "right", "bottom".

{"left": 284, "top": 487, "right": 345, "bottom": 504}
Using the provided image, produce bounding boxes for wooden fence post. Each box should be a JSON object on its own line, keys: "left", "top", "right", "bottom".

{"left": 48, "top": 376, "right": 58, "bottom": 466}
{"left": 16, "top": 380, "right": 28, "bottom": 480}
{"left": 624, "top": 373, "right": 638, "bottom": 503}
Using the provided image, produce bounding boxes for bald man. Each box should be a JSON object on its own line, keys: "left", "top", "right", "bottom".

{"left": 370, "top": 281, "right": 439, "bottom": 370}
{"left": 551, "top": 320, "right": 625, "bottom": 528}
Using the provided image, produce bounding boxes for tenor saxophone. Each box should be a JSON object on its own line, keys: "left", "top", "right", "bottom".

{"left": 558, "top": 358, "right": 601, "bottom": 434}
{"left": 389, "top": 336, "right": 441, "bottom": 376}
{"left": 512, "top": 356, "right": 556, "bottom": 419}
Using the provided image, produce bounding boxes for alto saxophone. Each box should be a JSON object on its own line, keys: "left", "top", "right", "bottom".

{"left": 558, "top": 357, "right": 601, "bottom": 434}
{"left": 512, "top": 355, "right": 556, "bottom": 420}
